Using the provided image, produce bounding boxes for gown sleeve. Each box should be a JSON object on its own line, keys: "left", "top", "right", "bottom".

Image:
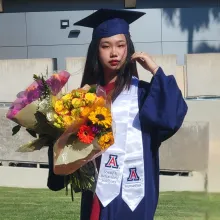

{"left": 47, "top": 143, "right": 65, "bottom": 191}
{"left": 139, "top": 67, "right": 188, "bottom": 144}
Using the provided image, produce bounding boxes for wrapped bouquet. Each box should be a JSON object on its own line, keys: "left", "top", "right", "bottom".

{"left": 7, "top": 71, "right": 70, "bottom": 148}
{"left": 7, "top": 70, "right": 115, "bottom": 194}
{"left": 52, "top": 85, "right": 114, "bottom": 176}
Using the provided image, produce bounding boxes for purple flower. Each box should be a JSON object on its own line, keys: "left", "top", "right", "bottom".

{"left": 91, "top": 125, "right": 101, "bottom": 135}
{"left": 46, "top": 77, "right": 61, "bottom": 95}
{"left": 6, "top": 108, "right": 19, "bottom": 119}
{"left": 36, "top": 80, "right": 44, "bottom": 91}
{"left": 6, "top": 98, "right": 28, "bottom": 119}
{"left": 26, "top": 89, "right": 41, "bottom": 103}
{"left": 7, "top": 71, "right": 70, "bottom": 120}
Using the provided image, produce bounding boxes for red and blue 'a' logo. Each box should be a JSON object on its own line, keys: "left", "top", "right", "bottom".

{"left": 127, "top": 168, "right": 140, "bottom": 181}
{"left": 105, "top": 155, "right": 119, "bottom": 168}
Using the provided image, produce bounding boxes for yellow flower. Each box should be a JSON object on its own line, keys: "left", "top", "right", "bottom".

{"left": 63, "top": 115, "right": 75, "bottom": 127}
{"left": 88, "top": 107, "right": 112, "bottom": 128}
{"left": 62, "top": 93, "right": 73, "bottom": 101}
{"left": 71, "top": 109, "right": 80, "bottom": 118}
{"left": 72, "top": 98, "right": 86, "bottom": 108}
{"left": 85, "top": 93, "right": 97, "bottom": 105}
{"left": 54, "top": 100, "right": 69, "bottom": 115}
{"left": 55, "top": 100, "right": 63, "bottom": 112}
{"left": 61, "top": 93, "right": 74, "bottom": 111}
{"left": 98, "top": 132, "right": 114, "bottom": 150}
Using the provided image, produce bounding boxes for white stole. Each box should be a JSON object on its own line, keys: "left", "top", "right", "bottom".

{"left": 95, "top": 77, "right": 145, "bottom": 211}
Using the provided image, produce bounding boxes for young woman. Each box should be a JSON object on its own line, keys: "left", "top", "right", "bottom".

{"left": 47, "top": 9, "right": 188, "bottom": 220}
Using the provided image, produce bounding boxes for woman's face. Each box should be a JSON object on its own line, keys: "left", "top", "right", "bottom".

{"left": 98, "top": 34, "right": 128, "bottom": 73}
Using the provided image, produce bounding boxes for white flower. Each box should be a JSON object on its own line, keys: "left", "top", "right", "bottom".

{"left": 38, "top": 99, "right": 50, "bottom": 113}
{"left": 46, "top": 112, "right": 54, "bottom": 122}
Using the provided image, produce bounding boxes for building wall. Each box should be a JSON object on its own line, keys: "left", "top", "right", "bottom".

{"left": 1, "top": 53, "right": 220, "bottom": 192}
{"left": 0, "top": 1, "right": 220, "bottom": 191}
{"left": 0, "top": 1, "right": 220, "bottom": 69}
{"left": 0, "top": 166, "right": 206, "bottom": 192}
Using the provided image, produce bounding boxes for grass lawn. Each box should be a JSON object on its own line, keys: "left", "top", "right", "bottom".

{"left": 0, "top": 187, "right": 220, "bottom": 220}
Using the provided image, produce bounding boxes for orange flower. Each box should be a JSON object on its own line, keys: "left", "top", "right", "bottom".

{"left": 77, "top": 125, "right": 95, "bottom": 144}
{"left": 94, "top": 96, "right": 106, "bottom": 107}
{"left": 80, "top": 107, "right": 91, "bottom": 117}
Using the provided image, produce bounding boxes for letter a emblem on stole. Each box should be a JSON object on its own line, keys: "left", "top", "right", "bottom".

{"left": 127, "top": 168, "right": 139, "bottom": 181}
{"left": 105, "top": 154, "right": 119, "bottom": 169}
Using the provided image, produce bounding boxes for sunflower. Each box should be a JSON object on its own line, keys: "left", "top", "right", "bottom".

{"left": 77, "top": 125, "right": 95, "bottom": 144}
{"left": 88, "top": 107, "right": 112, "bottom": 128}
{"left": 98, "top": 132, "right": 114, "bottom": 150}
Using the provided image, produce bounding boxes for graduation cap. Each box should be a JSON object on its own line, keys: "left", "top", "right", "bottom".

{"left": 74, "top": 9, "right": 145, "bottom": 39}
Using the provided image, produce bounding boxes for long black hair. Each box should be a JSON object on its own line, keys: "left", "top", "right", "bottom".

{"left": 80, "top": 34, "right": 138, "bottom": 102}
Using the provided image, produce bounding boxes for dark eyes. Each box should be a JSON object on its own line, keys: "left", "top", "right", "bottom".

{"left": 101, "top": 45, "right": 125, "bottom": 48}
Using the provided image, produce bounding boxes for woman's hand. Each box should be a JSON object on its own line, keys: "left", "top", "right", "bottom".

{"left": 131, "top": 52, "right": 159, "bottom": 75}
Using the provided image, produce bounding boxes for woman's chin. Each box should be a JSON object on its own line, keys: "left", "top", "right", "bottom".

{"left": 106, "top": 65, "right": 121, "bottom": 72}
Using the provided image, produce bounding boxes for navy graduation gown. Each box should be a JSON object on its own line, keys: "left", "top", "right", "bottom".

{"left": 81, "top": 67, "right": 188, "bottom": 220}
{"left": 47, "top": 144, "right": 65, "bottom": 191}
{"left": 47, "top": 67, "right": 188, "bottom": 220}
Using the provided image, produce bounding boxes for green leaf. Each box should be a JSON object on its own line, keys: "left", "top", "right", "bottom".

{"left": 33, "top": 74, "right": 40, "bottom": 81}
{"left": 26, "top": 129, "right": 37, "bottom": 138}
{"left": 88, "top": 86, "right": 96, "bottom": 93}
{"left": 16, "top": 137, "right": 49, "bottom": 152}
{"left": 34, "top": 111, "right": 48, "bottom": 123}
{"left": 12, "top": 125, "right": 21, "bottom": 136}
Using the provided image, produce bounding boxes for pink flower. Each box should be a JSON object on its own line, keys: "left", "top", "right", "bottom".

{"left": 46, "top": 71, "right": 70, "bottom": 95}
{"left": 6, "top": 71, "right": 70, "bottom": 120}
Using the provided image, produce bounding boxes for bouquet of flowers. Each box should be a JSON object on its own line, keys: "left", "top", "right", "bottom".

{"left": 52, "top": 84, "right": 114, "bottom": 170}
{"left": 6, "top": 70, "right": 115, "bottom": 194}
{"left": 7, "top": 70, "right": 71, "bottom": 148}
